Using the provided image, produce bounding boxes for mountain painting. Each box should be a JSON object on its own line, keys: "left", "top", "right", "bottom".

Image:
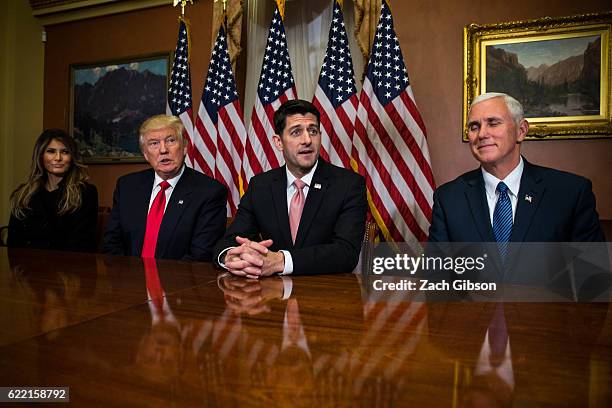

{"left": 71, "top": 56, "right": 168, "bottom": 161}
{"left": 485, "top": 35, "right": 601, "bottom": 118}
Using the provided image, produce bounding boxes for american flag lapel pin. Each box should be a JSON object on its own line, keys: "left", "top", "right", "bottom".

{"left": 314, "top": 183, "right": 322, "bottom": 190}
{"left": 524, "top": 194, "right": 532, "bottom": 203}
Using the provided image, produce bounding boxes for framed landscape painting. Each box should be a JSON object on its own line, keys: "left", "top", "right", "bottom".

{"left": 70, "top": 53, "right": 170, "bottom": 162}
{"left": 463, "top": 12, "right": 612, "bottom": 140}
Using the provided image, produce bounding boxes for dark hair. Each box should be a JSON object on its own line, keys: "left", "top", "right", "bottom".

{"left": 273, "top": 99, "right": 320, "bottom": 135}
{"left": 10, "top": 129, "right": 89, "bottom": 219}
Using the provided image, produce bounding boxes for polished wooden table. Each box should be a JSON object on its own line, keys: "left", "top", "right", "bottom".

{"left": 0, "top": 247, "right": 611, "bottom": 407}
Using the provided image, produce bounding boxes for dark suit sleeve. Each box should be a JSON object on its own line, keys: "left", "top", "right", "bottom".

{"left": 571, "top": 179, "right": 605, "bottom": 242}
{"left": 103, "top": 180, "right": 127, "bottom": 255}
{"left": 428, "top": 189, "right": 450, "bottom": 242}
{"left": 65, "top": 183, "right": 99, "bottom": 252}
{"left": 289, "top": 175, "right": 367, "bottom": 275}
{"left": 213, "top": 181, "right": 263, "bottom": 265}
{"left": 183, "top": 181, "right": 228, "bottom": 262}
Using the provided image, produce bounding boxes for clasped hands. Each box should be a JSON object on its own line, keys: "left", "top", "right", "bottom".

{"left": 218, "top": 274, "right": 285, "bottom": 315}
{"left": 224, "top": 236, "right": 285, "bottom": 279}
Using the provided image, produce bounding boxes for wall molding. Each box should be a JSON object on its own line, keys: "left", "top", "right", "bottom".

{"left": 30, "top": 0, "right": 173, "bottom": 26}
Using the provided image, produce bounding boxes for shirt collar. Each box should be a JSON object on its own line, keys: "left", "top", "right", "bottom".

{"left": 482, "top": 156, "right": 524, "bottom": 199}
{"left": 154, "top": 164, "right": 185, "bottom": 189}
{"left": 286, "top": 160, "right": 318, "bottom": 189}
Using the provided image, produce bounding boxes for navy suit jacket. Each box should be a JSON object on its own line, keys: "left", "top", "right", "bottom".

{"left": 427, "top": 160, "right": 607, "bottom": 295}
{"left": 213, "top": 159, "right": 367, "bottom": 275}
{"left": 103, "top": 167, "right": 227, "bottom": 261}
{"left": 428, "top": 159, "right": 604, "bottom": 243}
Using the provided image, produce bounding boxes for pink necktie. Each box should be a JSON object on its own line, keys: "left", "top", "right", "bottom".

{"left": 141, "top": 180, "right": 171, "bottom": 258}
{"left": 289, "top": 179, "right": 306, "bottom": 243}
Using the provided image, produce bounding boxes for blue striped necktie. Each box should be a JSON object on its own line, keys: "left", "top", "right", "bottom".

{"left": 492, "top": 182, "right": 513, "bottom": 261}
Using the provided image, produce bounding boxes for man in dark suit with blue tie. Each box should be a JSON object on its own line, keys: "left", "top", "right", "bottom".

{"left": 214, "top": 100, "right": 367, "bottom": 278}
{"left": 427, "top": 93, "right": 608, "bottom": 300}
{"left": 428, "top": 92, "right": 604, "bottom": 244}
{"left": 103, "top": 115, "right": 227, "bottom": 261}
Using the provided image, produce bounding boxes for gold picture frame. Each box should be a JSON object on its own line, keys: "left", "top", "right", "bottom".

{"left": 463, "top": 11, "right": 612, "bottom": 140}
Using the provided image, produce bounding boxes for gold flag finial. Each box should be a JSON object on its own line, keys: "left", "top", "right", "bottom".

{"left": 276, "top": 0, "right": 285, "bottom": 20}
{"left": 214, "top": 0, "right": 228, "bottom": 12}
{"left": 173, "top": 0, "right": 194, "bottom": 17}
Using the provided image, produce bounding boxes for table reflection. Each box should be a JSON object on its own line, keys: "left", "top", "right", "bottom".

{"left": 1, "top": 248, "right": 99, "bottom": 345}
{"left": 0, "top": 248, "right": 610, "bottom": 406}
{"left": 0, "top": 248, "right": 216, "bottom": 346}
{"left": 429, "top": 301, "right": 612, "bottom": 407}
{"left": 215, "top": 273, "right": 431, "bottom": 406}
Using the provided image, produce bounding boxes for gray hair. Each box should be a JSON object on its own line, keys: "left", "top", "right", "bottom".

{"left": 470, "top": 92, "right": 524, "bottom": 125}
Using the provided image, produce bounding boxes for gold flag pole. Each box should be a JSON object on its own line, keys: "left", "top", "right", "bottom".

{"left": 214, "top": 0, "right": 228, "bottom": 29}
{"left": 172, "top": 0, "right": 194, "bottom": 64}
{"left": 276, "top": 0, "right": 285, "bottom": 20}
{"left": 173, "top": 0, "right": 194, "bottom": 17}
{"left": 214, "top": 0, "right": 228, "bottom": 12}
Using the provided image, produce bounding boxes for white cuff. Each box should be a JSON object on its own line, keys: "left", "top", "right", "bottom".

{"left": 279, "top": 250, "right": 293, "bottom": 275}
{"left": 217, "top": 247, "right": 235, "bottom": 269}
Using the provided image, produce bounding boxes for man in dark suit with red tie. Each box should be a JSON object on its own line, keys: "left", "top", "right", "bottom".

{"left": 103, "top": 115, "right": 227, "bottom": 261}
{"left": 214, "top": 100, "right": 367, "bottom": 277}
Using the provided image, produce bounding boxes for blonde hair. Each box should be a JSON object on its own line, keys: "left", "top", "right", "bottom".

{"left": 139, "top": 115, "right": 185, "bottom": 147}
{"left": 10, "top": 129, "right": 89, "bottom": 219}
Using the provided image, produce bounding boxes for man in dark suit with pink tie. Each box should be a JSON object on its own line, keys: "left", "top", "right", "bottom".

{"left": 214, "top": 100, "right": 367, "bottom": 277}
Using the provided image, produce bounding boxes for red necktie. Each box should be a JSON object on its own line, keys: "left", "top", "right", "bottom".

{"left": 141, "top": 180, "right": 171, "bottom": 258}
{"left": 289, "top": 179, "right": 306, "bottom": 243}
{"left": 143, "top": 257, "right": 164, "bottom": 314}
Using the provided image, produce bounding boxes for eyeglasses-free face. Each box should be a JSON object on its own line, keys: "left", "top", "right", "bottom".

{"left": 43, "top": 139, "right": 72, "bottom": 178}
{"left": 273, "top": 113, "right": 322, "bottom": 179}
{"left": 141, "top": 128, "right": 187, "bottom": 180}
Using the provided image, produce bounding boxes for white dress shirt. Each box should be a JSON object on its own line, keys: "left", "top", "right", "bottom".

{"left": 279, "top": 161, "right": 318, "bottom": 275}
{"left": 148, "top": 165, "right": 185, "bottom": 213}
{"left": 481, "top": 157, "right": 524, "bottom": 225}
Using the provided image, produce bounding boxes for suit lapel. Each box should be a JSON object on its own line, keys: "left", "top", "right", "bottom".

{"left": 504, "top": 160, "right": 544, "bottom": 276}
{"left": 156, "top": 168, "right": 193, "bottom": 257}
{"left": 135, "top": 171, "right": 155, "bottom": 254}
{"left": 463, "top": 170, "right": 505, "bottom": 274}
{"left": 294, "top": 161, "right": 328, "bottom": 248}
{"left": 511, "top": 160, "right": 544, "bottom": 243}
{"left": 270, "top": 168, "right": 293, "bottom": 247}
{"left": 464, "top": 170, "right": 495, "bottom": 242}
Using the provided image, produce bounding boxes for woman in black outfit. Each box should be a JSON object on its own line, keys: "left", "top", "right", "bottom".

{"left": 8, "top": 129, "right": 98, "bottom": 252}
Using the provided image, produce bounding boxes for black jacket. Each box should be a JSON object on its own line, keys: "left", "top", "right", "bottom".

{"left": 8, "top": 182, "right": 98, "bottom": 252}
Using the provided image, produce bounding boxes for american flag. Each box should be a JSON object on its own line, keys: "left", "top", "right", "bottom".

{"left": 353, "top": 1, "right": 435, "bottom": 244}
{"left": 243, "top": 5, "right": 296, "bottom": 186}
{"left": 312, "top": 0, "right": 358, "bottom": 170}
{"left": 167, "top": 18, "right": 198, "bottom": 169}
{"left": 194, "top": 26, "right": 246, "bottom": 216}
